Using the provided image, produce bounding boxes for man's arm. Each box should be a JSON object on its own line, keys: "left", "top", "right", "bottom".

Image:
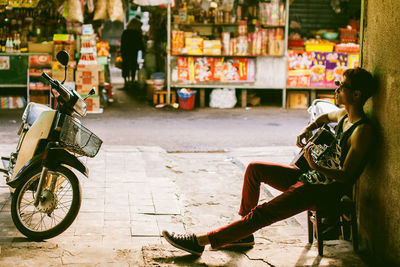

{"left": 296, "top": 108, "right": 346, "bottom": 148}
{"left": 305, "top": 123, "right": 373, "bottom": 184}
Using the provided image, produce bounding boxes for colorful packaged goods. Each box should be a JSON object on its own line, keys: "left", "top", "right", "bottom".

{"left": 311, "top": 52, "right": 326, "bottom": 87}
{"left": 185, "top": 37, "right": 203, "bottom": 55}
{"left": 325, "top": 52, "right": 348, "bottom": 87}
{"left": 287, "top": 51, "right": 312, "bottom": 87}
{"left": 96, "top": 41, "right": 110, "bottom": 57}
{"left": 176, "top": 56, "right": 255, "bottom": 83}
{"left": 172, "top": 30, "right": 185, "bottom": 55}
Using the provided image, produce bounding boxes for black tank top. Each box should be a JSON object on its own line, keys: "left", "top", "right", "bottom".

{"left": 298, "top": 114, "right": 369, "bottom": 185}
{"left": 335, "top": 114, "right": 368, "bottom": 166}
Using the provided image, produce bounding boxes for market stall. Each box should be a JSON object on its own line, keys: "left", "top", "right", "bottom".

{"left": 167, "top": 0, "right": 290, "bottom": 108}
{"left": 285, "top": 0, "right": 361, "bottom": 108}
{"left": 0, "top": 0, "right": 114, "bottom": 112}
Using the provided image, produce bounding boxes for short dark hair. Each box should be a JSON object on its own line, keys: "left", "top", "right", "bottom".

{"left": 343, "top": 67, "right": 376, "bottom": 104}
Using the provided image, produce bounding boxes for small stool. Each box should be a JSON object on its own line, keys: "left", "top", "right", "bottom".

{"left": 153, "top": 90, "right": 176, "bottom": 105}
{"left": 307, "top": 195, "right": 358, "bottom": 256}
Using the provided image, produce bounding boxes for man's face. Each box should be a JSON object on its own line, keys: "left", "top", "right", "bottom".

{"left": 335, "top": 79, "right": 355, "bottom": 106}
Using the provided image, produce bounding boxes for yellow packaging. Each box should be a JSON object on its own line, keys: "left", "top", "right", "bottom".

{"left": 305, "top": 43, "right": 334, "bottom": 52}
{"left": 203, "top": 40, "right": 221, "bottom": 55}
{"left": 185, "top": 37, "right": 203, "bottom": 55}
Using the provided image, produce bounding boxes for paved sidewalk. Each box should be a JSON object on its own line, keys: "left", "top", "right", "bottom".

{"left": 0, "top": 145, "right": 367, "bottom": 266}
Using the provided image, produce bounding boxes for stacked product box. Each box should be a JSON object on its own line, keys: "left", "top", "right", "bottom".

{"left": 52, "top": 60, "right": 76, "bottom": 83}
{"left": 76, "top": 24, "right": 101, "bottom": 112}
{"left": 76, "top": 64, "right": 101, "bottom": 112}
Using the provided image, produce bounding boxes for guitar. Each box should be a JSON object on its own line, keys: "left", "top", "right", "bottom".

{"left": 290, "top": 124, "right": 335, "bottom": 171}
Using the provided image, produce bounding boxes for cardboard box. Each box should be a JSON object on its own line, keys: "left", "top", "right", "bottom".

{"left": 51, "top": 69, "right": 75, "bottom": 82}
{"left": 81, "top": 94, "right": 100, "bottom": 112}
{"left": 51, "top": 61, "right": 76, "bottom": 82}
{"left": 75, "top": 70, "right": 99, "bottom": 85}
{"left": 28, "top": 42, "right": 54, "bottom": 53}
{"left": 287, "top": 91, "right": 309, "bottom": 109}
{"left": 268, "top": 40, "right": 284, "bottom": 56}
{"left": 77, "top": 84, "right": 98, "bottom": 95}
{"left": 77, "top": 63, "right": 101, "bottom": 72}
{"left": 99, "top": 71, "right": 105, "bottom": 85}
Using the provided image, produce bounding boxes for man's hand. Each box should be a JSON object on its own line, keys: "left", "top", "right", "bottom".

{"left": 304, "top": 142, "right": 318, "bottom": 170}
{"left": 296, "top": 129, "right": 312, "bottom": 148}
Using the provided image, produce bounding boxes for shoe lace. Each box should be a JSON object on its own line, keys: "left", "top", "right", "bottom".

{"left": 173, "top": 233, "right": 194, "bottom": 241}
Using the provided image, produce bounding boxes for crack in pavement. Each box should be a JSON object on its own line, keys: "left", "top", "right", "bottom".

{"left": 244, "top": 252, "right": 275, "bottom": 267}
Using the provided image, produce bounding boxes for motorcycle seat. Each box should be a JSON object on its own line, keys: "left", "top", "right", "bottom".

{"left": 23, "top": 102, "right": 52, "bottom": 126}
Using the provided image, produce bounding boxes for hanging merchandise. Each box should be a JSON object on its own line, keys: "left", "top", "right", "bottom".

{"left": 87, "top": 0, "right": 95, "bottom": 13}
{"left": 108, "top": 0, "right": 124, "bottom": 22}
{"left": 68, "top": 0, "right": 84, "bottom": 23}
{"left": 94, "top": 0, "right": 108, "bottom": 20}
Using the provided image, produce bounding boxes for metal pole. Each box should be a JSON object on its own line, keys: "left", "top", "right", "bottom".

{"left": 166, "top": 0, "right": 171, "bottom": 104}
{"left": 283, "top": 0, "right": 290, "bottom": 109}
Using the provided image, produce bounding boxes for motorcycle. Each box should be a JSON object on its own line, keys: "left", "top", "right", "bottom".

{"left": 307, "top": 98, "right": 340, "bottom": 124}
{"left": 0, "top": 50, "right": 103, "bottom": 240}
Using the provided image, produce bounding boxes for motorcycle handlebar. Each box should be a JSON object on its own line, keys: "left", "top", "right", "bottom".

{"left": 41, "top": 72, "right": 71, "bottom": 102}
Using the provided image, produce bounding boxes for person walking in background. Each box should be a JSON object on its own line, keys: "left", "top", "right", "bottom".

{"left": 121, "top": 15, "right": 145, "bottom": 88}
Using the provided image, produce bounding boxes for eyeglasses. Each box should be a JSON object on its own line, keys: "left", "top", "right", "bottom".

{"left": 334, "top": 80, "right": 342, "bottom": 87}
{"left": 334, "top": 80, "right": 350, "bottom": 93}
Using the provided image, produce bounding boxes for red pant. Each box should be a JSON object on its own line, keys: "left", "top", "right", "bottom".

{"left": 207, "top": 162, "right": 343, "bottom": 249}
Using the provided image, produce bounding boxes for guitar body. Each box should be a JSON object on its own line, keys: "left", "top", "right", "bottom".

{"left": 291, "top": 125, "right": 335, "bottom": 171}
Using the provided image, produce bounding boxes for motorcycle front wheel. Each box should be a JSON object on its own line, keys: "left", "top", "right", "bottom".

{"left": 11, "top": 165, "right": 81, "bottom": 240}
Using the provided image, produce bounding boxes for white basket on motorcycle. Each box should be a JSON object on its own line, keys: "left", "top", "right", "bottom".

{"left": 59, "top": 115, "right": 103, "bottom": 157}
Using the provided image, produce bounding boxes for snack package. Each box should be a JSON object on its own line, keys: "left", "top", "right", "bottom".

{"left": 311, "top": 52, "right": 326, "bottom": 87}
{"left": 325, "top": 52, "right": 348, "bottom": 87}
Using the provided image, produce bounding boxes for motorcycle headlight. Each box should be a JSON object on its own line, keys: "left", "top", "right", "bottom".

{"left": 73, "top": 96, "right": 87, "bottom": 117}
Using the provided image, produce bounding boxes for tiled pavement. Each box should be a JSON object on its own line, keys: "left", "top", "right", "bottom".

{"left": 0, "top": 144, "right": 368, "bottom": 266}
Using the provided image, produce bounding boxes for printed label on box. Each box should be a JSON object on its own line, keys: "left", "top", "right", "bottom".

{"left": 311, "top": 52, "right": 326, "bottom": 87}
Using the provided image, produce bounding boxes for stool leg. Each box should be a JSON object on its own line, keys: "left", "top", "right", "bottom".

{"left": 200, "top": 88, "right": 205, "bottom": 108}
{"left": 171, "top": 92, "right": 176, "bottom": 104}
{"left": 351, "top": 208, "right": 359, "bottom": 251}
{"left": 153, "top": 93, "right": 158, "bottom": 105}
{"left": 315, "top": 211, "right": 324, "bottom": 256}
{"left": 160, "top": 93, "right": 164, "bottom": 104}
{"left": 307, "top": 210, "right": 314, "bottom": 243}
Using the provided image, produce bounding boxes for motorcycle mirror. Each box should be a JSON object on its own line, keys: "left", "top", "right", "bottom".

{"left": 84, "top": 88, "right": 96, "bottom": 100}
{"left": 56, "top": 50, "right": 69, "bottom": 66}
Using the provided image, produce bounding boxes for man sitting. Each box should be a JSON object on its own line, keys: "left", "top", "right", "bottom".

{"left": 162, "top": 67, "right": 376, "bottom": 256}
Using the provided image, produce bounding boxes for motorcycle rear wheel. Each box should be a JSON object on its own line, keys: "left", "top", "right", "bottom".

{"left": 11, "top": 165, "right": 81, "bottom": 241}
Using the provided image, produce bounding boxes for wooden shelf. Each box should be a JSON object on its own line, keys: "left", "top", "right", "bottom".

{"left": 171, "top": 54, "right": 257, "bottom": 58}
{"left": 173, "top": 23, "right": 285, "bottom": 28}
{"left": 173, "top": 23, "right": 238, "bottom": 26}
{"left": 286, "top": 87, "right": 336, "bottom": 90}
{"left": 29, "top": 86, "right": 51, "bottom": 91}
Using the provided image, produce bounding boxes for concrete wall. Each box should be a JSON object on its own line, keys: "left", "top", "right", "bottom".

{"left": 358, "top": 0, "right": 400, "bottom": 264}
